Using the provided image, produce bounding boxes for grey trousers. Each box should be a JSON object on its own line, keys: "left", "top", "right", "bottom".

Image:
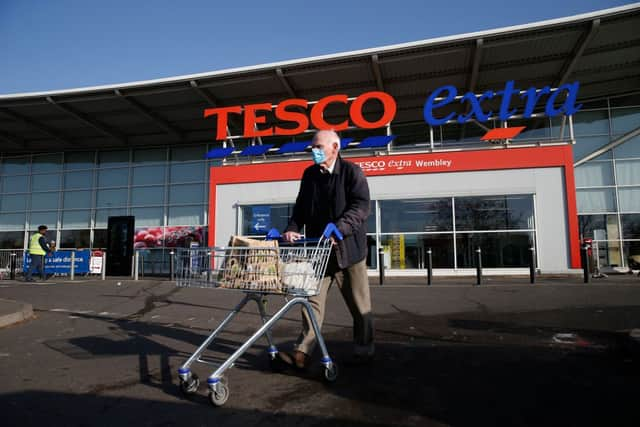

{"left": 294, "top": 256, "right": 375, "bottom": 356}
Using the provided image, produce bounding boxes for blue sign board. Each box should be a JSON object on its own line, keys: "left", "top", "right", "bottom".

{"left": 23, "top": 250, "right": 91, "bottom": 275}
{"left": 252, "top": 206, "right": 271, "bottom": 234}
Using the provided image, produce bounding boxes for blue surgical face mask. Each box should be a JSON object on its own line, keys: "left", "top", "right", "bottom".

{"left": 311, "top": 148, "right": 326, "bottom": 165}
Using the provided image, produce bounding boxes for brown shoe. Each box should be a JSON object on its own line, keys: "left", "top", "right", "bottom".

{"left": 276, "top": 350, "right": 308, "bottom": 370}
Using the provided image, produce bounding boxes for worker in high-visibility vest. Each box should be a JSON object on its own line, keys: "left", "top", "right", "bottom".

{"left": 25, "top": 225, "right": 54, "bottom": 282}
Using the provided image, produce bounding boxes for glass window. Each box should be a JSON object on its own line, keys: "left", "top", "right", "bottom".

{"left": 455, "top": 195, "right": 534, "bottom": 231}
{"left": 29, "top": 211, "right": 58, "bottom": 228}
{"left": 62, "top": 210, "right": 91, "bottom": 229}
{"left": 31, "top": 173, "right": 61, "bottom": 191}
{"left": 621, "top": 214, "right": 640, "bottom": 240}
{"left": 132, "top": 165, "right": 166, "bottom": 185}
{"left": 1, "top": 175, "right": 28, "bottom": 193}
{"left": 456, "top": 232, "right": 534, "bottom": 268}
{"left": 576, "top": 188, "right": 617, "bottom": 213}
{"left": 64, "top": 151, "right": 95, "bottom": 170}
{"left": 168, "top": 205, "right": 203, "bottom": 225}
{"left": 64, "top": 170, "right": 94, "bottom": 189}
{"left": 170, "top": 162, "right": 205, "bottom": 183}
{"left": 623, "top": 241, "right": 640, "bottom": 270}
{"left": 59, "top": 230, "right": 91, "bottom": 249}
{"left": 170, "top": 145, "right": 206, "bottom": 162}
{"left": 32, "top": 153, "right": 62, "bottom": 173}
{"left": 95, "top": 209, "right": 127, "bottom": 228}
{"left": 575, "top": 161, "right": 614, "bottom": 187}
{"left": 618, "top": 187, "right": 640, "bottom": 212}
{"left": 380, "top": 233, "right": 454, "bottom": 269}
{"left": 96, "top": 188, "right": 128, "bottom": 208}
{"left": 31, "top": 192, "right": 60, "bottom": 210}
{"left": 616, "top": 160, "right": 640, "bottom": 185}
{"left": 0, "top": 194, "right": 27, "bottom": 211}
{"left": 240, "top": 204, "right": 294, "bottom": 235}
{"left": 169, "top": 184, "right": 204, "bottom": 204}
{"left": 131, "top": 186, "right": 164, "bottom": 206}
{"left": 63, "top": 191, "right": 92, "bottom": 209}
{"left": 0, "top": 213, "right": 25, "bottom": 230}
{"left": 571, "top": 110, "right": 609, "bottom": 136}
{"left": 578, "top": 214, "right": 619, "bottom": 240}
{"left": 1, "top": 157, "right": 30, "bottom": 175}
{"left": 613, "top": 135, "right": 640, "bottom": 159}
{"left": 380, "top": 198, "right": 452, "bottom": 233}
{"left": 133, "top": 148, "right": 166, "bottom": 163}
{"left": 93, "top": 229, "right": 107, "bottom": 249}
{"left": 611, "top": 107, "right": 640, "bottom": 135}
{"left": 131, "top": 207, "right": 164, "bottom": 227}
{"left": 98, "top": 168, "right": 129, "bottom": 187}
{"left": 98, "top": 150, "right": 129, "bottom": 167}
{"left": 0, "top": 231, "right": 25, "bottom": 249}
{"left": 591, "top": 240, "right": 622, "bottom": 269}
{"left": 573, "top": 135, "right": 612, "bottom": 161}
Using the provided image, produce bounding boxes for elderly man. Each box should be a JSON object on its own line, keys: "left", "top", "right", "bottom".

{"left": 280, "top": 129, "right": 374, "bottom": 369}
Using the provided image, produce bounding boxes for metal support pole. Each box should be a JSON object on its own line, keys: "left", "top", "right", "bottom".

{"left": 70, "top": 251, "right": 75, "bottom": 281}
{"left": 101, "top": 252, "right": 106, "bottom": 280}
{"left": 529, "top": 246, "right": 536, "bottom": 284}
{"left": 170, "top": 251, "right": 175, "bottom": 280}
{"left": 134, "top": 251, "right": 139, "bottom": 281}
{"left": 140, "top": 255, "right": 144, "bottom": 279}
{"left": 475, "top": 246, "right": 482, "bottom": 286}
{"left": 206, "top": 251, "right": 212, "bottom": 283}
{"left": 426, "top": 248, "right": 433, "bottom": 286}
{"left": 378, "top": 247, "right": 385, "bottom": 286}
{"left": 10, "top": 252, "right": 16, "bottom": 280}
{"left": 581, "top": 244, "right": 590, "bottom": 284}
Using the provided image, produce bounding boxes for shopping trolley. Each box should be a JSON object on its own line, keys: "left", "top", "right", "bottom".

{"left": 175, "top": 223, "right": 342, "bottom": 407}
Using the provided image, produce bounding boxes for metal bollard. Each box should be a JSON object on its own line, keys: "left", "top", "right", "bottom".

{"left": 426, "top": 248, "right": 433, "bottom": 286}
{"left": 581, "top": 244, "right": 590, "bottom": 284}
{"left": 529, "top": 246, "right": 536, "bottom": 284}
{"left": 70, "top": 251, "right": 75, "bottom": 281}
{"left": 475, "top": 246, "right": 482, "bottom": 286}
{"left": 10, "top": 252, "right": 16, "bottom": 280}
{"left": 206, "top": 252, "right": 212, "bottom": 283}
{"left": 378, "top": 247, "right": 385, "bottom": 286}
{"left": 101, "top": 252, "right": 106, "bottom": 280}
{"left": 170, "top": 251, "right": 175, "bottom": 280}
{"left": 134, "top": 251, "right": 139, "bottom": 281}
{"left": 140, "top": 255, "right": 144, "bottom": 279}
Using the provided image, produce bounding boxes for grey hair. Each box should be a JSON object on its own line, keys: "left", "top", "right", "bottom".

{"left": 313, "top": 129, "right": 341, "bottom": 151}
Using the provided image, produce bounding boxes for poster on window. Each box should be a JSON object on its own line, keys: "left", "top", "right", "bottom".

{"left": 251, "top": 206, "right": 271, "bottom": 234}
{"left": 134, "top": 226, "right": 206, "bottom": 248}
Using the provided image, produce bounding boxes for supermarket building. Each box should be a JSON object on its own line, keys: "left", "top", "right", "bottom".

{"left": 0, "top": 4, "right": 639, "bottom": 276}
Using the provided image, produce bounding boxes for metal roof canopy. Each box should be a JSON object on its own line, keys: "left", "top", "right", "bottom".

{"left": 1, "top": 4, "right": 639, "bottom": 155}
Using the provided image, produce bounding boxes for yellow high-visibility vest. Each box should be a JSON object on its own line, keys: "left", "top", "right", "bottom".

{"left": 29, "top": 233, "right": 46, "bottom": 256}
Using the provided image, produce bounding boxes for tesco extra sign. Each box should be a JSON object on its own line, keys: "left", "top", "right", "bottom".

{"left": 204, "top": 80, "right": 581, "bottom": 140}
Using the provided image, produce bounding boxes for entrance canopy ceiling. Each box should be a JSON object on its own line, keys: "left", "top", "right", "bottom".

{"left": 1, "top": 4, "right": 639, "bottom": 155}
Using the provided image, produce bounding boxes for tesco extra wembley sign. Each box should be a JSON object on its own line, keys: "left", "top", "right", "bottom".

{"left": 204, "top": 80, "right": 581, "bottom": 140}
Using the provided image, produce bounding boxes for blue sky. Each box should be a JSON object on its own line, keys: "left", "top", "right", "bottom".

{"left": 0, "top": 0, "right": 632, "bottom": 94}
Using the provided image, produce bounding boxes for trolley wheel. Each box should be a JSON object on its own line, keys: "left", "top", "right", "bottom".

{"left": 269, "top": 353, "right": 284, "bottom": 372}
{"left": 323, "top": 363, "right": 339, "bottom": 383}
{"left": 209, "top": 381, "right": 229, "bottom": 407}
{"left": 179, "top": 373, "right": 200, "bottom": 395}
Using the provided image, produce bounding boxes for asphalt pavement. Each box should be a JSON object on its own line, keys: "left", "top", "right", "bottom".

{"left": 0, "top": 275, "right": 639, "bottom": 426}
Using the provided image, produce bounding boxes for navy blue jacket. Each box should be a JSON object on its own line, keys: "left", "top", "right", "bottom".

{"left": 286, "top": 155, "right": 370, "bottom": 269}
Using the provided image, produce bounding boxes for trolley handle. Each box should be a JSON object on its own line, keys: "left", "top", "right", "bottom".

{"left": 266, "top": 223, "right": 344, "bottom": 243}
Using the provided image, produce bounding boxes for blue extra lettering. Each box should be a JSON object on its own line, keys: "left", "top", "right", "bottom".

{"left": 458, "top": 90, "right": 495, "bottom": 123}
{"left": 423, "top": 85, "right": 457, "bottom": 126}
{"left": 545, "top": 81, "right": 582, "bottom": 117}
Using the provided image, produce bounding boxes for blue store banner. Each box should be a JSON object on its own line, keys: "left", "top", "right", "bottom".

{"left": 23, "top": 250, "right": 91, "bottom": 275}
{"left": 251, "top": 206, "right": 271, "bottom": 234}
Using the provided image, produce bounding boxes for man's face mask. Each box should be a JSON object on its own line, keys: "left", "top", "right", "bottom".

{"left": 312, "top": 148, "right": 326, "bottom": 165}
